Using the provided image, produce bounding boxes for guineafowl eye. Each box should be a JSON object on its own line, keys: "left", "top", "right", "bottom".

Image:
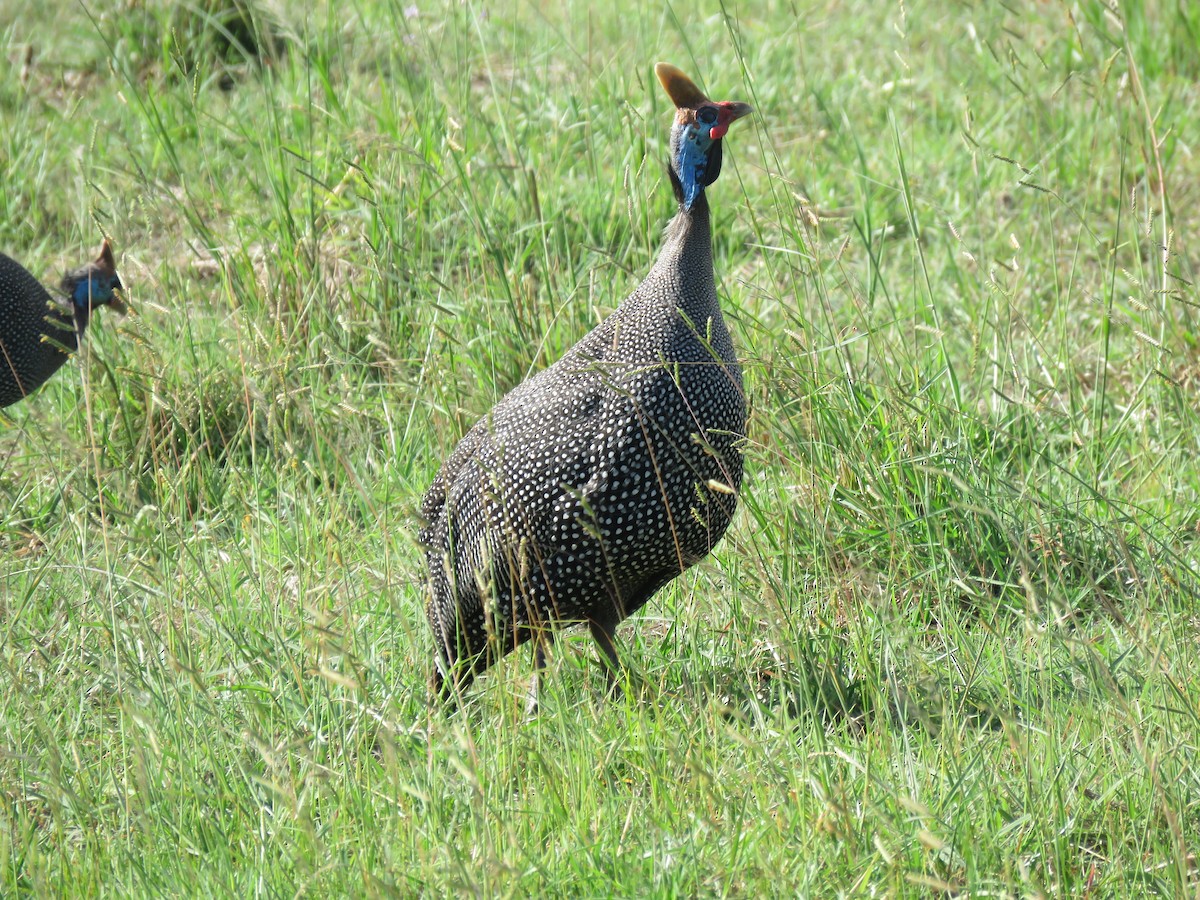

{"left": 420, "top": 63, "right": 752, "bottom": 710}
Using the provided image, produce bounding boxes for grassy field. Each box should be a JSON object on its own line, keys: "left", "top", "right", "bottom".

{"left": 2, "top": 0, "right": 1199, "bottom": 894}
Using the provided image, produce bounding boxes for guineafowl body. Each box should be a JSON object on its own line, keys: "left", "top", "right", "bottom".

{"left": 421, "top": 63, "right": 752, "bottom": 699}
{"left": 0, "top": 241, "right": 126, "bottom": 408}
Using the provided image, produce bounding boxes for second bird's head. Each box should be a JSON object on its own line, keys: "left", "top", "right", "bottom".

{"left": 60, "top": 239, "right": 127, "bottom": 327}
{"left": 656, "top": 62, "right": 752, "bottom": 211}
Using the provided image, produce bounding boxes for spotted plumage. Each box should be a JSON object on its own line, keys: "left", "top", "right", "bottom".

{"left": 0, "top": 240, "right": 126, "bottom": 408}
{"left": 421, "top": 63, "right": 752, "bottom": 700}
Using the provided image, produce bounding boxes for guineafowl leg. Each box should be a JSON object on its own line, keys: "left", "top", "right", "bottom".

{"left": 525, "top": 631, "right": 554, "bottom": 716}
{"left": 588, "top": 615, "right": 624, "bottom": 694}
{"left": 430, "top": 638, "right": 484, "bottom": 707}
{"left": 432, "top": 662, "right": 472, "bottom": 707}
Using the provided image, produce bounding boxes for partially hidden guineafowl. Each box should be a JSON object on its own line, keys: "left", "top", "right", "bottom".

{"left": 420, "top": 63, "right": 752, "bottom": 702}
{"left": 0, "top": 240, "right": 126, "bottom": 408}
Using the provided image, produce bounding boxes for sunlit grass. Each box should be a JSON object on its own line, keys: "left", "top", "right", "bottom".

{"left": 1, "top": 0, "right": 1198, "bottom": 894}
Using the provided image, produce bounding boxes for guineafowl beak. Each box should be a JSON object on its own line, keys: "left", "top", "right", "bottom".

{"left": 108, "top": 285, "right": 129, "bottom": 316}
{"left": 708, "top": 101, "right": 753, "bottom": 140}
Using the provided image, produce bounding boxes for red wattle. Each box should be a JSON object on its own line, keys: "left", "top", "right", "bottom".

{"left": 710, "top": 124, "right": 729, "bottom": 140}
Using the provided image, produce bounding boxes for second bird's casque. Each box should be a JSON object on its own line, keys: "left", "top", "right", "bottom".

{"left": 0, "top": 240, "right": 126, "bottom": 408}
{"left": 420, "top": 63, "right": 753, "bottom": 700}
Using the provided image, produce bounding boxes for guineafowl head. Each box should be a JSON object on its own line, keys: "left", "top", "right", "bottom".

{"left": 60, "top": 239, "right": 126, "bottom": 330}
{"left": 655, "top": 62, "right": 752, "bottom": 211}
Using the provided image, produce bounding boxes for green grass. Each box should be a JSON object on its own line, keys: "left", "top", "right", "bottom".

{"left": 2, "top": 0, "right": 1199, "bottom": 894}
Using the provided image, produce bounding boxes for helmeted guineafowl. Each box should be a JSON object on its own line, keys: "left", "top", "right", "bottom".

{"left": 420, "top": 63, "right": 752, "bottom": 702}
{"left": 0, "top": 240, "right": 126, "bottom": 408}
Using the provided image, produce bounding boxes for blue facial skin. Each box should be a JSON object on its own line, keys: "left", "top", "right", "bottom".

{"left": 71, "top": 272, "right": 120, "bottom": 310}
{"left": 675, "top": 107, "right": 721, "bottom": 210}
